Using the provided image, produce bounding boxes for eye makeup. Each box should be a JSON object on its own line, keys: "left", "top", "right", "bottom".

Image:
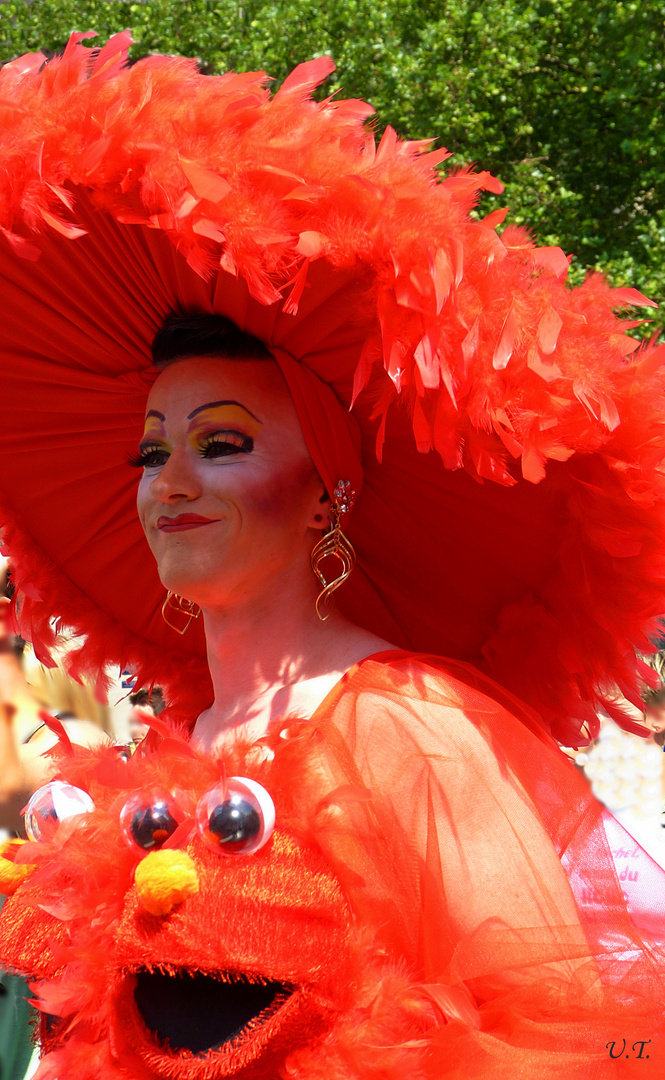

{"left": 127, "top": 414, "right": 171, "bottom": 469}
{"left": 128, "top": 403, "right": 261, "bottom": 468}
{"left": 187, "top": 404, "right": 261, "bottom": 459}
{"left": 187, "top": 403, "right": 261, "bottom": 438}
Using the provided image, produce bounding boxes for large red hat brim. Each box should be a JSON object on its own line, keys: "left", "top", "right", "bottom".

{"left": 1, "top": 35, "right": 665, "bottom": 744}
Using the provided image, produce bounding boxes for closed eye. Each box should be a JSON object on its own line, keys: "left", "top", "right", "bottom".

{"left": 199, "top": 432, "right": 253, "bottom": 458}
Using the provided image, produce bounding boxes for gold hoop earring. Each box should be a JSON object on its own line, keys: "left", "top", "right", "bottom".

{"left": 311, "top": 479, "right": 357, "bottom": 621}
{"left": 161, "top": 591, "right": 201, "bottom": 635}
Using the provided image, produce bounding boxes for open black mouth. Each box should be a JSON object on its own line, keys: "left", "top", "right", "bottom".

{"left": 133, "top": 968, "right": 294, "bottom": 1055}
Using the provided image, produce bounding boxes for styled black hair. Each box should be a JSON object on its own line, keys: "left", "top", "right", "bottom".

{"left": 151, "top": 314, "right": 272, "bottom": 368}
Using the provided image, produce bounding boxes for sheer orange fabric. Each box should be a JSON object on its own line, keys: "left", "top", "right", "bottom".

{"left": 296, "top": 652, "right": 665, "bottom": 1076}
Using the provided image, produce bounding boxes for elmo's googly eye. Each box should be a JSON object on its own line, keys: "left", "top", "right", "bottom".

{"left": 25, "top": 781, "right": 95, "bottom": 842}
{"left": 196, "top": 777, "right": 275, "bottom": 856}
{"left": 120, "top": 789, "right": 185, "bottom": 852}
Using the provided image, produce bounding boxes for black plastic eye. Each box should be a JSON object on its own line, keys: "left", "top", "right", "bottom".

{"left": 210, "top": 799, "right": 260, "bottom": 849}
{"left": 196, "top": 777, "right": 275, "bottom": 856}
{"left": 120, "top": 789, "right": 184, "bottom": 852}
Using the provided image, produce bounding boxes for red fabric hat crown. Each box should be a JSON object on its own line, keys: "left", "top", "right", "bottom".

{"left": 1, "top": 32, "right": 665, "bottom": 743}
{"left": 267, "top": 347, "right": 364, "bottom": 501}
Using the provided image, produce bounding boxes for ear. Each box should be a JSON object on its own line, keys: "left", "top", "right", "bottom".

{"left": 305, "top": 486, "right": 330, "bottom": 531}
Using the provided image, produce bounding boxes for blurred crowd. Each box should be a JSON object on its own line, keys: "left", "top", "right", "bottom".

{"left": 0, "top": 556, "right": 162, "bottom": 838}
{"left": 564, "top": 657, "right": 665, "bottom": 868}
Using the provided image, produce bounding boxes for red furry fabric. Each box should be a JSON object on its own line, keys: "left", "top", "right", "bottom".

{"left": 2, "top": 655, "right": 665, "bottom": 1076}
{"left": 0, "top": 34, "right": 664, "bottom": 742}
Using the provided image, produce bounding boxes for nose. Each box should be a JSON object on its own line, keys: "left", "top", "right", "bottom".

{"left": 134, "top": 849, "right": 200, "bottom": 916}
{"left": 148, "top": 447, "right": 202, "bottom": 503}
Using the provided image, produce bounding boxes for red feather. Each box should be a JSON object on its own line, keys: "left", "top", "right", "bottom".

{"left": 38, "top": 710, "right": 73, "bottom": 754}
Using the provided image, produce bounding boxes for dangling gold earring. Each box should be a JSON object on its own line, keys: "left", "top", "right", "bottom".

{"left": 161, "top": 591, "right": 201, "bottom": 635}
{"left": 311, "top": 479, "right": 357, "bottom": 621}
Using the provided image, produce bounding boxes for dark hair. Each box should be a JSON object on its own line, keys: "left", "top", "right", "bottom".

{"left": 129, "top": 687, "right": 166, "bottom": 715}
{"left": 640, "top": 650, "right": 665, "bottom": 708}
{"left": 645, "top": 686, "right": 665, "bottom": 710}
{"left": 151, "top": 315, "right": 272, "bottom": 369}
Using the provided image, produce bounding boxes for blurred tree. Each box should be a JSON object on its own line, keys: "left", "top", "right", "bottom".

{"left": 1, "top": 0, "right": 663, "bottom": 331}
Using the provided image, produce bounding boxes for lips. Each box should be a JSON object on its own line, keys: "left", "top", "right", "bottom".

{"left": 157, "top": 515, "right": 219, "bottom": 532}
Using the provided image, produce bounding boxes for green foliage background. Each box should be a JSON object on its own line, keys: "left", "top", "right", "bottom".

{"left": 2, "top": 0, "right": 664, "bottom": 333}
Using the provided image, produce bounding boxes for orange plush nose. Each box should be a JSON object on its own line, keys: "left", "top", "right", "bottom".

{"left": 134, "top": 849, "right": 200, "bottom": 916}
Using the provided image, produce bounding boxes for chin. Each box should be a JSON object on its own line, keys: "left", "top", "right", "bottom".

{"left": 156, "top": 556, "right": 228, "bottom": 607}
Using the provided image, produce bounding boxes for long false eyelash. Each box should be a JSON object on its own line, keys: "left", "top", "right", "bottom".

{"left": 126, "top": 450, "right": 148, "bottom": 469}
{"left": 126, "top": 446, "right": 166, "bottom": 469}
{"left": 126, "top": 433, "right": 253, "bottom": 469}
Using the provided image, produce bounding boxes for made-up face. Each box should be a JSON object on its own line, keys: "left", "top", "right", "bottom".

{"left": 135, "top": 356, "right": 326, "bottom": 610}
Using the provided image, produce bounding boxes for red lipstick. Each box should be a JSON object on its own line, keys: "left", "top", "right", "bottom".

{"left": 157, "top": 514, "right": 219, "bottom": 533}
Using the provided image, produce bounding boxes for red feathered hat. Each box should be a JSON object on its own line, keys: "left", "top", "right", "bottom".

{"left": 1, "top": 31, "right": 664, "bottom": 745}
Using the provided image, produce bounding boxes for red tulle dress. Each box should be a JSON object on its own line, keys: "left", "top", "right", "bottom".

{"left": 304, "top": 652, "right": 665, "bottom": 1077}
{"left": 2, "top": 651, "right": 665, "bottom": 1078}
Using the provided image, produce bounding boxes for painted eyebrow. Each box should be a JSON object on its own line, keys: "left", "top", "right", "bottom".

{"left": 145, "top": 409, "right": 166, "bottom": 422}
{"left": 187, "top": 400, "right": 262, "bottom": 423}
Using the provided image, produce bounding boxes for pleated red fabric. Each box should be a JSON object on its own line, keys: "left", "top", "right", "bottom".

{"left": 0, "top": 35, "right": 665, "bottom": 742}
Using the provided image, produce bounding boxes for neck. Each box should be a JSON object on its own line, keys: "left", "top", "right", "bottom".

{"left": 192, "top": 569, "right": 396, "bottom": 752}
{"left": 199, "top": 572, "right": 349, "bottom": 734}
